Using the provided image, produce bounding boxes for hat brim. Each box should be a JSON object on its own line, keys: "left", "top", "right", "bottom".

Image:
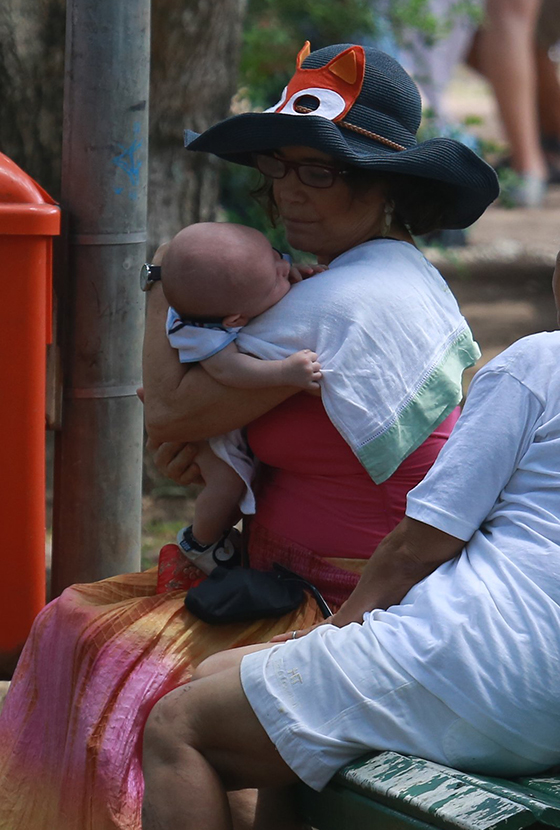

{"left": 185, "top": 112, "right": 499, "bottom": 229}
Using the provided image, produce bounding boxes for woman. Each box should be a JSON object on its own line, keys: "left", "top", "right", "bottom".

{"left": 0, "top": 43, "right": 497, "bottom": 830}
{"left": 144, "top": 41, "right": 497, "bottom": 606}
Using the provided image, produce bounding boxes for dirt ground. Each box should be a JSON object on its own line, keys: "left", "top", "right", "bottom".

{"left": 428, "top": 193, "right": 559, "bottom": 386}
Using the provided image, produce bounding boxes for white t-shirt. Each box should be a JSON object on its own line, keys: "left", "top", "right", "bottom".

{"left": 370, "top": 331, "right": 560, "bottom": 765}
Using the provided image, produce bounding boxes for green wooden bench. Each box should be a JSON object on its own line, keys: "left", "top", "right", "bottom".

{"left": 297, "top": 751, "right": 560, "bottom": 830}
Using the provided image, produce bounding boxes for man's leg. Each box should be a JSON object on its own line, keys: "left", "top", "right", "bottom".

{"left": 142, "top": 654, "right": 299, "bottom": 830}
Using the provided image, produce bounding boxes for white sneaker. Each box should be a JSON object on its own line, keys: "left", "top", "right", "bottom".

{"left": 501, "top": 173, "right": 546, "bottom": 208}
{"left": 176, "top": 526, "right": 241, "bottom": 575}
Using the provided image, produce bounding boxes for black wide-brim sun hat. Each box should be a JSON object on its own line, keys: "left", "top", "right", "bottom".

{"left": 184, "top": 43, "right": 499, "bottom": 229}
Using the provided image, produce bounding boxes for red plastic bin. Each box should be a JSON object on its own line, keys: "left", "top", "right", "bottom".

{"left": 0, "top": 152, "right": 60, "bottom": 654}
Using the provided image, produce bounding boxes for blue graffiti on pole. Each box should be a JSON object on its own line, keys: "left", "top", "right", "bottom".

{"left": 112, "top": 122, "right": 142, "bottom": 199}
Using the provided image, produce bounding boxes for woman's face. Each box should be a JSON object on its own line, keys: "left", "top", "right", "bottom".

{"left": 271, "top": 146, "right": 385, "bottom": 264}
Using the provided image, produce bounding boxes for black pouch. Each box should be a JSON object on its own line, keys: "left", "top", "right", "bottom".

{"left": 184, "top": 563, "right": 332, "bottom": 624}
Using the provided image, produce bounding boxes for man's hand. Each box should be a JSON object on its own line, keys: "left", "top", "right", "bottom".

{"left": 270, "top": 601, "right": 362, "bottom": 643}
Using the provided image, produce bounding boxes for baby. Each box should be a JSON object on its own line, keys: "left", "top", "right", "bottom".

{"left": 161, "top": 222, "right": 323, "bottom": 574}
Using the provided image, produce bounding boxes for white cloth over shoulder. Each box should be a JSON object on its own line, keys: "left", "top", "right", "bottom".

{"left": 165, "top": 239, "right": 478, "bottom": 507}
{"left": 239, "top": 239, "right": 479, "bottom": 483}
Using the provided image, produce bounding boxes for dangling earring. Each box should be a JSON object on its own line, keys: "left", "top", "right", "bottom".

{"left": 381, "top": 200, "right": 394, "bottom": 238}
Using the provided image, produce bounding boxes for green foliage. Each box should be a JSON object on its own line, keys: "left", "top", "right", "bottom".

{"left": 240, "top": 0, "right": 377, "bottom": 107}
{"left": 239, "top": 0, "right": 483, "bottom": 108}
{"left": 389, "top": 0, "right": 483, "bottom": 47}
{"left": 463, "top": 114, "right": 484, "bottom": 127}
{"left": 495, "top": 167, "right": 524, "bottom": 210}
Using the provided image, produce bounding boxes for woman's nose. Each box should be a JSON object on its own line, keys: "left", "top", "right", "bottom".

{"left": 273, "top": 169, "right": 306, "bottom": 202}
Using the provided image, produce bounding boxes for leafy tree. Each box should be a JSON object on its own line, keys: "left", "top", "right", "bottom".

{"left": 240, "top": 0, "right": 376, "bottom": 107}
{"left": 239, "top": 0, "right": 483, "bottom": 108}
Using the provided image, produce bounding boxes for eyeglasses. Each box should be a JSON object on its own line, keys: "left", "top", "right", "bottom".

{"left": 254, "top": 153, "right": 348, "bottom": 189}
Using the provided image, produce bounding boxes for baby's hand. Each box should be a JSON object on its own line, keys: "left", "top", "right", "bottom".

{"left": 288, "top": 262, "right": 328, "bottom": 283}
{"left": 282, "top": 350, "right": 322, "bottom": 390}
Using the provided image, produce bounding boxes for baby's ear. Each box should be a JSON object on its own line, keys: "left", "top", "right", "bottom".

{"left": 223, "top": 313, "right": 249, "bottom": 327}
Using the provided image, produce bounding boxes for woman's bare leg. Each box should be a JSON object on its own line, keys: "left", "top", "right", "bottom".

{"left": 142, "top": 655, "right": 299, "bottom": 830}
{"left": 193, "top": 645, "right": 308, "bottom": 830}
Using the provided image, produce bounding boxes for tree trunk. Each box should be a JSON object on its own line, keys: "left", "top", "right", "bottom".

{"left": 149, "top": 0, "right": 246, "bottom": 251}
{"left": 0, "top": 0, "right": 245, "bottom": 239}
{"left": 0, "top": 0, "right": 66, "bottom": 199}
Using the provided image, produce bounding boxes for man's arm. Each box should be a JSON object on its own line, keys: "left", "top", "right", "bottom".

{"left": 273, "top": 516, "right": 464, "bottom": 641}
{"left": 331, "top": 517, "right": 465, "bottom": 626}
{"left": 201, "top": 343, "right": 322, "bottom": 390}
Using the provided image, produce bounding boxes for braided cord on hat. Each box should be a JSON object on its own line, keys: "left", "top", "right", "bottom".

{"left": 294, "top": 104, "right": 406, "bottom": 151}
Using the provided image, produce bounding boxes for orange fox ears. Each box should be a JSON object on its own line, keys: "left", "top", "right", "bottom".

{"left": 296, "top": 41, "right": 311, "bottom": 68}
{"left": 329, "top": 47, "right": 363, "bottom": 85}
{"left": 267, "top": 43, "right": 366, "bottom": 123}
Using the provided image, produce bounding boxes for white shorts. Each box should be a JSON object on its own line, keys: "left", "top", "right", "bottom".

{"left": 240, "top": 623, "right": 551, "bottom": 791}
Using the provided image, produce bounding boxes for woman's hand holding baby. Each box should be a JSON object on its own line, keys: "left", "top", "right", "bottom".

{"left": 146, "top": 436, "right": 204, "bottom": 486}
{"left": 281, "top": 349, "right": 322, "bottom": 390}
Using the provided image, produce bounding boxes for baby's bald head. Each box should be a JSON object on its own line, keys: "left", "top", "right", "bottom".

{"left": 161, "top": 222, "right": 274, "bottom": 319}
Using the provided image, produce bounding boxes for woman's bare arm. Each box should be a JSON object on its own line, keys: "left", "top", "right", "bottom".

{"left": 142, "top": 281, "right": 299, "bottom": 444}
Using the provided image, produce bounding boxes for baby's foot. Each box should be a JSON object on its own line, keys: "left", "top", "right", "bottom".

{"left": 177, "top": 525, "right": 241, "bottom": 575}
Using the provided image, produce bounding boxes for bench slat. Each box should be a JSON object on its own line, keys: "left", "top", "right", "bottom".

{"left": 435, "top": 770, "right": 560, "bottom": 827}
{"left": 517, "top": 777, "right": 560, "bottom": 804}
{"left": 297, "top": 780, "right": 449, "bottom": 830}
{"left": 333, "top": 753, "right": 537, "bottom": 830}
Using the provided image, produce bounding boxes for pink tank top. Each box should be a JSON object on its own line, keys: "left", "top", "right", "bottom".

{"left": 246, "top": 394, "right": 459, "bottom": 558}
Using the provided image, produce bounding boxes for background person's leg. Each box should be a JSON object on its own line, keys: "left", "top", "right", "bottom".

{"left": 470, "top": 0, "right": 546, "bottom": 204}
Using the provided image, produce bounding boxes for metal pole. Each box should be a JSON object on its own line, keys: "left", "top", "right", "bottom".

{"left": 51, "top": 0, "right": 150, "bottom": 593}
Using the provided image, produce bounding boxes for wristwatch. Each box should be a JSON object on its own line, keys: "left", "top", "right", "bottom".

{"left": 140, "top": 263, "right": 162, "bottom": 292}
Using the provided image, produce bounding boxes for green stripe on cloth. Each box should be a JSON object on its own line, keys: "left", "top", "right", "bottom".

{"left": 358, "top": 330, "right": 481, "bottom": 484}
